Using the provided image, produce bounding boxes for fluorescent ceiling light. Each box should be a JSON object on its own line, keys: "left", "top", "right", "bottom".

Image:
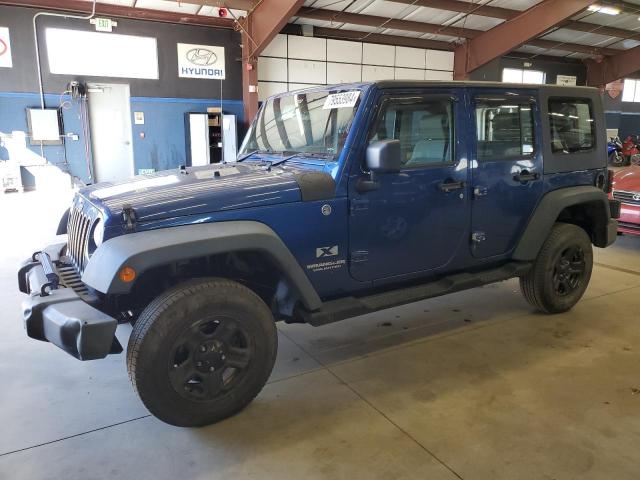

{"left": 587, "top": 4, "right": 621, "bottom": 15}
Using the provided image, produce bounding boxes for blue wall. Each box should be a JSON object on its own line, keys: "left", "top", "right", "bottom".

{"left": 0, "top": 92, "right": 244, "bottom": 186}
{"left": 0, "top": 92, "right": 92, "bottom": 184}
{"left": 130, "top": 97, "right": 243, "bottom": 173}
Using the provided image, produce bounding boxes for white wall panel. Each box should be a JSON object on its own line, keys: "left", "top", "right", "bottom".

{"left": 327, "top": 62, "right": 361, "bottom": 84}
{"left": 424, "top": 69, "right": 453, "bottom": 80}
{"left": 288, "top": 83, "right": 323, "bottom": 91}
{"left": 394, "top": 68, "right": 424, "bottom": 80}
{"left": 426, "top": 49, "right": 454, "bottom": 71}
{"left": 258, "top": 82, "right": 287, "bottom": 101}
{"left": 257, "top": 57, "right": 287, "bottom": 82}
{"left": 327, "top": 39, "right": 362, "bottom": 64}
{"left": 362, "top": 65, "right": 394, "bottom": 81}
{"left": 261, "top": 34, "right": 287, "bottom": 58}
{"left": 288, "top": 59, "right": 326, "bottom": 83}
{"left": 395, "top": 46, "right": 426, "bottom": 69}
{"left": 362, "top": 43, "right": 395, "bottom": 66}
{"left": 288, "top": 36, "right": 326, "bottom": 61}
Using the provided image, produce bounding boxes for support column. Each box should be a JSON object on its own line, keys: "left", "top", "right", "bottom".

{"left": 239, "top": 0, "right": 305, "bottom": 127}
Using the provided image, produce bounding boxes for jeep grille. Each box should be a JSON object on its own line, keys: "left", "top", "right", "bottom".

{"left": 613, "top": 190, "right": 640, "bottom": 206}
{"left": 67, "top": 205, "right": 92, "bottom": 272}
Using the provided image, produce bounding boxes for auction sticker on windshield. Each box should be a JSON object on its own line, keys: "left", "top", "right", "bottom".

{"left": 323, "top": 91, "right": 360, "bottom": 109}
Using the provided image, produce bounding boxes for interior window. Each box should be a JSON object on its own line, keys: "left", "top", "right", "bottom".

{"left": 370, "top": 98, "right": 454, "bottom": 166}
{"left": 475, "top": 99, "right": 534, "bottom": 161}
{"left": 548, "top": 98, "right": 595, "bottom": 154}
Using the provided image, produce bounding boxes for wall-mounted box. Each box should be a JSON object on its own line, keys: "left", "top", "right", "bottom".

{"left": 26, "top": 108, "right": 61, "bottom": 145}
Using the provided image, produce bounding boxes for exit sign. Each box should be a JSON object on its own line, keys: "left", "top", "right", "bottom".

{"left": 91, "top": 18, "right": 118, "bottom": 32}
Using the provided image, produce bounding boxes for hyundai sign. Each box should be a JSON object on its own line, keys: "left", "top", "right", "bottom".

{"left": 177, "top": 43, "right": 225, "bottom": 80}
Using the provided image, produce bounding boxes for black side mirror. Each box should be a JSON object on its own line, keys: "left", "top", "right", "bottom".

{"left": 366, "top": 139, "right": 402, "bottom": 173}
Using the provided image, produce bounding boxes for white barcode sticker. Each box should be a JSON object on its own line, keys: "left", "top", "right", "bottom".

{"left": 323, "top": 91, "right": 360, "bottom": 109}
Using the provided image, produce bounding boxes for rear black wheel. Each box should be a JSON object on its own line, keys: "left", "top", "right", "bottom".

{"left": 127, "top": 278, "right": 277, "bottom": 427}
{"left": 520, "top": 223, "right": 593, "bottom": 314}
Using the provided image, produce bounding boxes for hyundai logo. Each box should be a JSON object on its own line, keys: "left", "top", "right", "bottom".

{"left": 633, "top": 193, "right": 640, "bottom": 202}
{"left": 186, "top": 48, "right": 217, "bottom": 66}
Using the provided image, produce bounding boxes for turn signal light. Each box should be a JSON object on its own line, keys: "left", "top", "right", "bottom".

{"left": 118, "top": 266, "right": 136, "bottom": 283}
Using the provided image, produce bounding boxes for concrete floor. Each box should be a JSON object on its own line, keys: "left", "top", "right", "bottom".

{"left": 1, "top": 190, "right": 640, "bottom": 480}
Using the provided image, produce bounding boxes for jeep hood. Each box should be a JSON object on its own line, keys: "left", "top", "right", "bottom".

{"left": 81, "top": 162, "right": 311, "bottom": 223}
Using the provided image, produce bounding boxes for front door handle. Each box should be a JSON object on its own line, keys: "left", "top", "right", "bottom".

{"left": 439, "top": 180, "right": 465, "bottom": 193}
{"left": 513, "top": 170, "right": 540, "bottom": 183}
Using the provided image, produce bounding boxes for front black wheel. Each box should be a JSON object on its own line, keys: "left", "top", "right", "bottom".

{"left": 520, "top": 223, "right": 593, "bottom": 314}
{"left": 127, "top": 278, "right": 277, "bottom": 427}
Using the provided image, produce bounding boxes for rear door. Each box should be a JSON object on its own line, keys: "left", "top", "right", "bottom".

{"left": 470, "top": 91, "right": 544, "bottom": 258}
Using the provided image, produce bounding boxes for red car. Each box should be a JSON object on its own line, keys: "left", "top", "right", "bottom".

{"left": 611, "top": 166, "right": 640, "bottom": 235}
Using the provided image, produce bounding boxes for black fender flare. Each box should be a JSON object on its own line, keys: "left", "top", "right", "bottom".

{"left": 513, "top": 186, "right": 614, "bottom": 261}
{"left": 81, "top": 221, "right": 322, "bottom": 311}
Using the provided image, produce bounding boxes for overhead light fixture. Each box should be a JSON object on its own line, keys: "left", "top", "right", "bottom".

{"left": 587, "top": 4, "right": 621, "bottom": 15}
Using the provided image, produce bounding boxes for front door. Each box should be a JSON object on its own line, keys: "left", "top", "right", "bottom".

{"left": 88, "top": 83, "right": 135, "bottom": 183}
{"left": 470, "top": 91, "right": 544, "bottom": 258}
{"left": 349, "top": 90, "right": 469, "bottom": 282}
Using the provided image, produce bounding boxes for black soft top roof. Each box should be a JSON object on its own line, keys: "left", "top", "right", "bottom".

{"left": 370, "top": 80, "right": 599, "bottom": 95}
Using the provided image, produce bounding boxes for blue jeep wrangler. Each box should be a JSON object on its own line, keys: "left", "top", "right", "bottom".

{"left": 19, "top": 81, "right": 620, "bottom": 426}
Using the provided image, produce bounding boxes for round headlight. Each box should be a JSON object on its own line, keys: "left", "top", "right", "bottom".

{"left": 92, "top": 219, "right": 104, "bottom": 248}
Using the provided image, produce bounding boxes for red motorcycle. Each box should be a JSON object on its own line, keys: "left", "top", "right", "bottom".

{"left": 621, "top": 135, "right": 640, "bottom": 166}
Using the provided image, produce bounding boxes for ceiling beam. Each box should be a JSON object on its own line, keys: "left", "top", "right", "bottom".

{"left": 295, "top": 6, "right": 480, "bottom": 38}
{"left": 453, "top": 0, "right": 598, "bottom": 79}
{"left": 586, "top": 44, "right": 640, "bottom": 86}
{"left": 527, "top": 38, "right": 618, "bottom": 56}
{"left": 390, "top": 0, "right": 640, "bottom": 42}
{"left": 600, "top": 1, "right": 640, "bottom": 15}
{"left": 295, "top": 6, "right": 619, "bottom": 56}
{"left": 240, "top": 0, "right": 304, "bottom": 124}
{"left": 0, "top": 0, "right": 235, "bottom": 28}
{"left": 389, "top": 0, "right": 515, "bottom": 19}
{"left": 281, "top": 24, "right": 453, "bottom": 51}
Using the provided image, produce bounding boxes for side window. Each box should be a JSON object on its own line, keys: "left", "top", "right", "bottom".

{"left": 475, "top": 99, "right": 534, "bottom": 161}
{"left": 370, "top": 97, "right": 454, "bottom": 166}
{"left": 548, "top": 98, "right": 595, "bottom": 154}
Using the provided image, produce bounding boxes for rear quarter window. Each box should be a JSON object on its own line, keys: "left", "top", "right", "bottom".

{"left": 548, "top": 98, "right": 596, "bottom": 154}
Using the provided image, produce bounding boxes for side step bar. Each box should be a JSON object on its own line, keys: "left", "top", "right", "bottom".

{"left": 297, "top": 262, "right": 532, "bottom": 327}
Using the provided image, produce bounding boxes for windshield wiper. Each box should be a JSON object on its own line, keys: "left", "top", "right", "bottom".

{"left": 237, "top": 150, "right": 260, "bottom": 161}
{"left": 267, "top": 152, "right": 301, "bottom": 167}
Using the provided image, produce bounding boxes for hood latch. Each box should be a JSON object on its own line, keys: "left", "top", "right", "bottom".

{"left": 122, "top": 204, "right": 137, "bottom": 231}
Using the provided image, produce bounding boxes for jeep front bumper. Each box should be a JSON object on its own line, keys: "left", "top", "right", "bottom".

{"left": 18, "top": 243, "right": 121, "bottom": 360}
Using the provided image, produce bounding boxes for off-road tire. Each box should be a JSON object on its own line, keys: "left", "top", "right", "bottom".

{"left": 520, "top": 223, "right": 593, "bottom": 314}
{"left": 127, "top": 278, "right": 277, "bottom": 427}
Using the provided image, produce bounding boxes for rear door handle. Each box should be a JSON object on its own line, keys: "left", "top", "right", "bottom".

{"left": 439, "top": 180, "right": 465, "bottom": 192}
{"left": 513, "top": 170, "right": 540, "bottom": 183}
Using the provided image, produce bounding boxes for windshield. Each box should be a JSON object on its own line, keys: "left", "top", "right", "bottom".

{"left": 239, "top": 89, "right": 362, "bottom": 160}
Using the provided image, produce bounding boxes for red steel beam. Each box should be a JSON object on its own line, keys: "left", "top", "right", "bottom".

{"left": 296, "top": 6, "right": 481, "bottom": 38}
{"left": 390, "top": 0, "right": 515, "bottom": 19}
{"left": 240, "top": 0, "right": 304, "bottom": 125}
{"left": 0, "top": 0, "right": 235, "bottom": 28}
{"left": 586, "top": 44, "right": 640, "bottom": 86}
{"left": 308, "top": 26, "right": 453, "bottom": 51}
{"left": 453, "top": 0, "right": 597, "bottom": 79}
{"left": 528, "top": 38, "right": 618, "bottom": 57}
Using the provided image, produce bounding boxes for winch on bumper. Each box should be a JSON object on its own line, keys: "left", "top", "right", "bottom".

{"left": 18, "top": 243, "right": 121, "bottom": 360}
